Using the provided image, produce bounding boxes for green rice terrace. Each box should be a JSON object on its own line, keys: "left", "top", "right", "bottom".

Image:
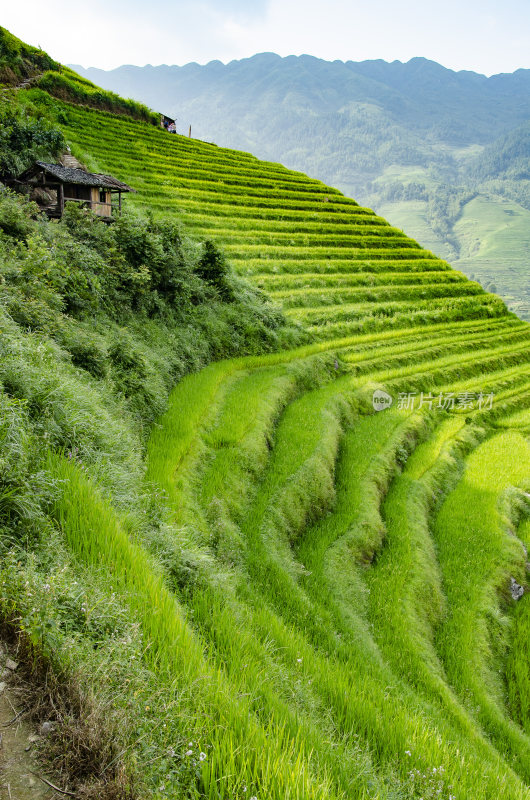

{"left": 1, "top": 41, "right": 530, "bottom": 799}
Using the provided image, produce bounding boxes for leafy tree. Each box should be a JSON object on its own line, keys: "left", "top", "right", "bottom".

{"left": 195, "top": 239, "right": 233, "bottom": 301}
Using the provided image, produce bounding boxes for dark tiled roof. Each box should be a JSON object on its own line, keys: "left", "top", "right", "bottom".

{"left": 36, "top": 162, "right": 134, "bottom": 191}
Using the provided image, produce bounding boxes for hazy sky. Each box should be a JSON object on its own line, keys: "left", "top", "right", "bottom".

{"left": 3, "top": 0, "right": 530, "bottom": 75}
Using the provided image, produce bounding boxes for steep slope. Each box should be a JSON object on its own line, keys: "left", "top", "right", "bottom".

{"left": 0, "top": 26, "right": 157, "bottom": 120}
{"left": 0, "top": 25, "right": 59, "bottom": 85}
{"left": 45, "top": 100, "right": 506, "bottom": 339}
{"left": 71, "top": 54, "right": 530, "bottom": 318}
{"left": 2, "top": 52, "right": 530, "bottom": 799}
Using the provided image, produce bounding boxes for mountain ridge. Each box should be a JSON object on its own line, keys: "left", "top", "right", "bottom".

{"left": 70, "top": 52, "right": 530, "bottom": 319}
{"left": 70, "top": 53, "right": 530, "bottom": 139}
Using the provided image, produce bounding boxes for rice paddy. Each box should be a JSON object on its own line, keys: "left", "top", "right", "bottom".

{"left": 24, "top": 91, "right": 530, "bottom": 798}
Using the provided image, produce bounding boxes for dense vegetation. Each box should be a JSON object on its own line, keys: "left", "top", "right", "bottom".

{"left": 1, "top": 43, "right": 530, "bottom": 800}
{"left": 0, "top": 27, "right": 158, "bottom": 122}
{"left": 74, "top": 54, "right": 530, "bottom": 319}
{"left": 0, "top": 107, "right": 65, "bottom": 179}
{"left": 0, "top": 185, "right": 300, "bottom": 793}
{"left": 34, "top": 69, "right": 159, "bottom": 123}
{"left": 0, "top": 25, "right": 60, "bottom": 85}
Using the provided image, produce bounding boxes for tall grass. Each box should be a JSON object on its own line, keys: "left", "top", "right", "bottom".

{"left": 2, "top": 73, "right": 530, "bottom": 800}
{"left": 434, "top": 434, "right": 530, "bottom": 780}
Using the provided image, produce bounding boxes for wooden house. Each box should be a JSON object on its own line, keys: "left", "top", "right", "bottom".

{"left": 8, "top": 161, "right": 135, "bottom": 221}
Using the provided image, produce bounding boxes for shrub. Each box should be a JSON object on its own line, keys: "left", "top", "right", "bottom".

{"left": 59, "top": 326, "right": 108, "bottom": 379}
{"left": 0, "top": 110, "right": 65, "bottom": 180}
{"left": 0, "top": 191, "right": 296, "bottom": 432}
{"left": 195, "top": 239, "right": 233, "bottom": 301}
{"left": 0, "top": 189, "right": 35, "bottom": 238}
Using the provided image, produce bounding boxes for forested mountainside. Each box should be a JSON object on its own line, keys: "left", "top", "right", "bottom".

{"left": 73, "top": 53, "right": 530, "bottom": 320}
{"left": 1, "top": 26, "right": 530, "bottom": 800}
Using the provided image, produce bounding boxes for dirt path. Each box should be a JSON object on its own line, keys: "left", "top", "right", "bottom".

{"left": 0, "top": 655, "right": 54, "bottom": 800}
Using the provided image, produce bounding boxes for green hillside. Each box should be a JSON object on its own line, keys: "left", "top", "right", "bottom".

{"left": 371, "top": 172, "right": 530, "bottom": 322}
{"left": 72, "top": 54, "right": 530, "bottom": 319}
{"left": 0, "top": 25, "right": 59, "bottom": 84}
{"left": 1, "top": 38, "right": 530, "bottom": 800}
{"left": 376, "top": 189, "right": 530, "bottom": 321}
{"left": 41, "top": 102, "right": 505, "bottom": 336}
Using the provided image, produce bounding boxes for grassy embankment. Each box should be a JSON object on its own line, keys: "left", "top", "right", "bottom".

{"left": 0, "top": 49, "right": 529, "bottom": 798}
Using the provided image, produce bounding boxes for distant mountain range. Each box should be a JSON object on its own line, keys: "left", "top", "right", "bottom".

{"left": 72, "top": 55, "right": 530, "bottom": 319}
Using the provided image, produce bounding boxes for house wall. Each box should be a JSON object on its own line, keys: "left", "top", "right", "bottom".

{"left": 90, "top": 187, "right": 112, "bottom": 217}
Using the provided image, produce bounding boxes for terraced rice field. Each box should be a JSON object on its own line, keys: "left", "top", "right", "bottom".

{"left": 45, "top": 99, "right": 530, "bottom": 798}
